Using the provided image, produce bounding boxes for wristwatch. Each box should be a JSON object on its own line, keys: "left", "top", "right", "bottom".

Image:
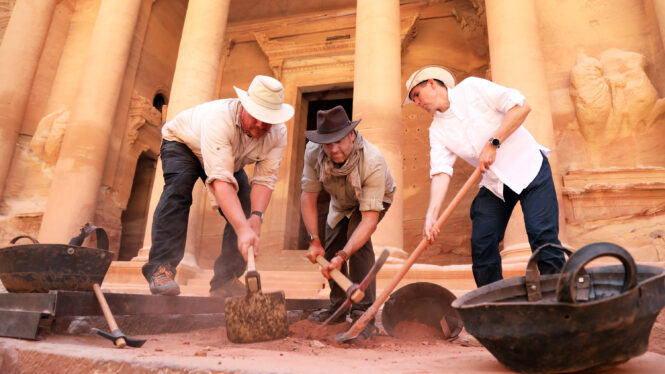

{"left": 489, "top": 137, "right": 501, "bottom": 148}
{"left": 251, "top": 210, "right": 264, "bottom": 222}
{"left": 308, "top": 233, "right": 319, "bottom": 243}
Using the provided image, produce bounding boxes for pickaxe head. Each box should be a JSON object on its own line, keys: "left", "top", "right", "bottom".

{"left": 92, "top": 328, "right": 146, "bottom": 348}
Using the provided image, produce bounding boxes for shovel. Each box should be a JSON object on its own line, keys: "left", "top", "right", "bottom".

{"left": 337, "top": 167, "right": 481, "bottom": 342}
{"left": 224, "top": 246, "right": 289, "bottom": 343}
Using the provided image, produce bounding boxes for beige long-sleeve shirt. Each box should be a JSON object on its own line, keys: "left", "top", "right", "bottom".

{"left": 301, "top": 138, "right": 396, "bottom": 228}
{"left": 162, "top": 99, "right": 287, "bottom": 192}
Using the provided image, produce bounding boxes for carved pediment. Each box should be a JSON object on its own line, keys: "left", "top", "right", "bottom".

{"left": 253, "top": 14, "right": 418, "bottom": 79}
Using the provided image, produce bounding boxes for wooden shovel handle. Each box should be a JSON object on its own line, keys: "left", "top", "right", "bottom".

{"left": 92, "top": 283, "right": 126, "bottom": 348}
{"left": 316, "top": 256, "right": 364, "bottom": 303}
{"left": 343, "top": 167, "right": 482, "bottom": 338}
{"left": 247, "top": 245, "right": 256, "bottom": 272}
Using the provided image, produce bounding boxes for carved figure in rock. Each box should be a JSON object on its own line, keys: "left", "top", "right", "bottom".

{"left": 301, "top": 105, "right": 396, "bottom": 339}
{"left": 404, "top": 66, "right": 565, "bottom": 287}
{"left": 570, "top": 49, "right": 665, "bottom": 146}
{"left": 142, "top": 75, "right": 294, "bottom": 297}
{"left": 30, "top": 107, "right": 69, "bottom": 165}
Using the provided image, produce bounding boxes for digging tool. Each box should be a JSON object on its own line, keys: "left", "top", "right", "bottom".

{"left": 337, "top": 167, "right": 482, "bottom": 342}
{"left": 317, "top": 249, "right": 390, "bottom": 326}
{"left": 224, "top": 246, "right": 289, "bottom": 343}
{"left": 91, "top": 283, "right": 146, "bottom": 348}
{"left": 314, "top": 255, "right": 365, "bottom": 303}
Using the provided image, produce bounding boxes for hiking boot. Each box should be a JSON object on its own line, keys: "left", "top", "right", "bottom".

{"left": 209, "top": 277, "right": 246, "bottom": 298}
{"left": 149, "top": 264, "right": 180, "bottom": 296}
{"left": 307, "top": 306, "right": 347, "bottom": 324}
{"left": 350, "top": 310, "right": 377, "bottom": 340}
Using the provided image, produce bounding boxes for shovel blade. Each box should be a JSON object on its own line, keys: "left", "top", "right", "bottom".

{"left": 224, "top": 290, "right": 288, "bottom": 344}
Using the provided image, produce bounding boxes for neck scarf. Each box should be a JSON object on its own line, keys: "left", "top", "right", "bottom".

{"left": 318, "top": 131, "right": 364, "bottom": 201}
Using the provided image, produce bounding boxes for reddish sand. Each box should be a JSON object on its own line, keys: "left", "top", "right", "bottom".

{"left": 1, "top": 311, "right": 664, "bottom": 373}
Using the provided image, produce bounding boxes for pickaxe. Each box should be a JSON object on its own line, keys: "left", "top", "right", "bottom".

{"left": 91, "top": 284, "right": 146, "bottom": 348}
{"left": 313, "top": 249, "right": 390, "bottom": 326}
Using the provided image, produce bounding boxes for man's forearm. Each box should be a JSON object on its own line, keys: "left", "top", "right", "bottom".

{"left": 342, "top": 211, "right": 379, "bottom": 256}
{"left": 250, "top": 184, "right": 273, "bottom": 213}
{"left": 211, "top": 179, "right": 251, "bottom": 233}
{"left": 300, "top": 192, "right": 320, "bottom": 237}
{"left": 492, "top": 103, "right": 531, "bottom": 143}
{"left": 426, "top": 173, "right": 451, "bottom": 218}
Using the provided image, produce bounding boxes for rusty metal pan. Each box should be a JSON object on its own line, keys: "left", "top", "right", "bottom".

{"left": 0, "top": 224, "right": 113, "bottom": 293}
{"left": 452, "top": 242, "right": 665, "bottom": 373}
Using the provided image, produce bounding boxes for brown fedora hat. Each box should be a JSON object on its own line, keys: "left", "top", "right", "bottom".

{"left": 305, "top": 106, "right": 360, "bottom": 144}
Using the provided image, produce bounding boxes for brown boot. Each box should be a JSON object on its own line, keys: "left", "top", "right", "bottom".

{"left": 148, "top": 264, "right": 180, "bottom": 296}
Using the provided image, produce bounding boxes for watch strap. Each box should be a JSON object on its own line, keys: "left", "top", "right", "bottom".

{"left": 251, "top": 210, "right": 264, "bottom": 221}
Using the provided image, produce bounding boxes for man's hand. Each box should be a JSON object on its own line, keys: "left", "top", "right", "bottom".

{"left": 478, "top": 142, "right": 497, "bottom": 173}
{"left": 423, "top": 212, "right": 440, "bottom": 242}
{"left": 323, "top": 255, "right": 345, "bottom": 279}
{"left": 237, "top": 225, "right": 259, "bottom": 260}
{"left": 305, "top": 239, "right": 325, "bottom": 264}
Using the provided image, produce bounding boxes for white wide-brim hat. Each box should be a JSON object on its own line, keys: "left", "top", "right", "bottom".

{"left": 402, "top": 66, "right": 456, "bottom": 106}
{"left": 233, "top": 75, "right": 294, "bottom": 124}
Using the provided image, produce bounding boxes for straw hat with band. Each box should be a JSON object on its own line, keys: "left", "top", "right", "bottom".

{"left": 305, "top": 105, "right": 360, "bottom": 144}
{"left": 233, "top": 75, "right": 294, "bottom": 124}
{"left": 402, "top": 66, "right": 456, "bottom": 106}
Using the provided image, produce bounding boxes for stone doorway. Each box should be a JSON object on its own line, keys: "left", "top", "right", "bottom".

{"left": 118, "top": 152, "right": 157, "bottom": 260}
{"left": 295, "top": 89, "right": 353, "bottom": 250}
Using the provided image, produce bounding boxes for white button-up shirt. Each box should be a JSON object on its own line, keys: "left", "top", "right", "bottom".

{"left": 429, "top": 77, "right": 550, "bottom": 200}
{"left": 162, "top": 99, "right": 287, "bottom": 192}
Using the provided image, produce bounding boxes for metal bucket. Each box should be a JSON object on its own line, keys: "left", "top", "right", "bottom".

{"left": 0, "top": 224, "right": 114, "bottom": 293}
{"left": 382, "top": 282, "right": 463, "bottom": 338}
{"left": 452, "top": 242, "right": 665, "bottom": 373}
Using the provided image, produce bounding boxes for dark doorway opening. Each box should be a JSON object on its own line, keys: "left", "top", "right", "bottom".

{"left": 296, "top": 92, "right": 353, "bottom": 250}
{"left": 119, "top": 153, "right": 157, "bottom": 260}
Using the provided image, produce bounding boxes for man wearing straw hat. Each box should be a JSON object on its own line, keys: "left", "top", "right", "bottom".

{"left": 142, "top": 75, "right": 294, "bottom": 297}
{"left": 301, "top": 105, "right": 396, "bottom": 338}
{"left": 403, "top": 66, "right": 565, "bottom": 287}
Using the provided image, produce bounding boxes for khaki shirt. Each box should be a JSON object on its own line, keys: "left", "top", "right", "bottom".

{"left": 301, "top": 138, "right": 396, "bottom": 228}
{"left": 162, "top": 99, "right": 287, "bottom": 192}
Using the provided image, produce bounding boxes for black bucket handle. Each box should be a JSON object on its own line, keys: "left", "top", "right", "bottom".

{"left": 556, "top": 242, "right": 638, "bottom": 304}
{"left": 524, "top": 243, "right": 575, "bottom": 301}
{"left": 68, "top": 223, "right": 109, "bottom": 251}
{"left": 9, "top": 235, "right": 40, "bottom": 245}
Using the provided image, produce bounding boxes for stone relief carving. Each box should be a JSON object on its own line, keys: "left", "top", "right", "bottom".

{"left": 126, "top": 92, "right": 161, "bottom": 153}
{"left": 30, "top": 107, "right": 69, "bottom": 165}
{"left": 0, "top": 0, "right": 15, "bottom": 43}
{"left": 570, "top": 49, "right": 665, "bottom": 146}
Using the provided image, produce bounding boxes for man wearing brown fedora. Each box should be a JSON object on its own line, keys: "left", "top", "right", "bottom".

{"left": 301, "top": 105, "right": 396, "bottom": 338}
{"left": 403, "top": 65, "right": 565, "bottom": 287}
{"left": 142, "top": 75, "right": 294, "bottom": 297}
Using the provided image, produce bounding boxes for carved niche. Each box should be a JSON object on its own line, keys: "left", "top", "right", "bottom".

{"left": 126, "top": 93, "right": 162, "bottom": 155}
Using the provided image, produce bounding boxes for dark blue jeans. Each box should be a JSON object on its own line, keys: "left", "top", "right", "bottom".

{"left": 142, "top": 140, "right": 249, "bottom": 292}
{"left": 469, "top": 153, "right": 565, "bottom": 287}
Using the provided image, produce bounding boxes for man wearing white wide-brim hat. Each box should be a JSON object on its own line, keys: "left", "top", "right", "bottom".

{"left": 142, "top": 75, "right": 294, "bottom": 297}
{"left": 404, "top": 66, "right": 565, "bottom": 287}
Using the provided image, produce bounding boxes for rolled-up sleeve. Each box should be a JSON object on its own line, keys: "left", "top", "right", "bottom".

{"left": 251, "top": 125, "right": 287, "bottom": 190}
{"left": 200, "top": 112, "right": 238, "bottom": 191}
{"left": 472, "top": 77, "right": 526, "bottom": 113}
{"left": 301, "top": 142, "right": 323, "bottom": 193}
{"left": 358, "top": 162, "right": 387, "bottom": 212}
{"left": 429, "top": 125, "right": 456, "bottom": 178}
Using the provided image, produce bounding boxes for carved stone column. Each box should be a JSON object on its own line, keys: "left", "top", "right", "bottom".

{"left": 486, "top": 0, "right": 566, "bottom": 262}
{"left": 0, "top": 0, "right": 58, "bottom": 200}
{"left": 353, "top": 0, "right": 403, "bottom": 251}
{"left": 140, "top": 0, "right": 230, "bottom": 271}
{"left": 39, "top": 0, "right": 142, "bottom": 242}
{"left": 655, "top": 0, "right": 665, "bottom": 52}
